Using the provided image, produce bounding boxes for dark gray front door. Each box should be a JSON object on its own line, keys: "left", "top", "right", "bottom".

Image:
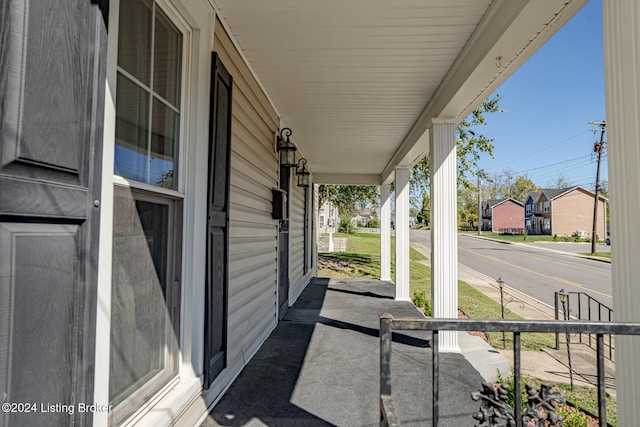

{"left": 204, "top": 52, "right": 232, "bottom": 388}
{"left": 0, "top": 1, "right": 107, "bottom": 425}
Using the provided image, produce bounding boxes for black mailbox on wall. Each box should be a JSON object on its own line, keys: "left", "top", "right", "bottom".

{"left": 272, "top": 188, "right": 287, "bottom": 220}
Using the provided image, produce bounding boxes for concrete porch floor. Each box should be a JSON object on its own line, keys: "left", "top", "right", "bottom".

{"left": 201, "top": 277, "right": 497, "bottom": 427}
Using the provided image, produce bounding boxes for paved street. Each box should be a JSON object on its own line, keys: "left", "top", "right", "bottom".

{"left": 410, "top": 230, "right": 613, "bottom": 310}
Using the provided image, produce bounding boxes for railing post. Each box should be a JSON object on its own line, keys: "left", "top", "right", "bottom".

{"left": 380, "top": 313, "right": 393, "bottom": 424}
{"left": 608, "top": 310, "right": 613, "bottom": 360}
{"left": 432, "top": 330, "right": 439, "bottom": 427}
{"left": 514, "top": 332, "right": 522, "bottom": 427}
{"left": 597, "top": 334, "right": 607, "bottom": 427}
{"left": 554, "top": 292, "right": 560, "bottom": 350}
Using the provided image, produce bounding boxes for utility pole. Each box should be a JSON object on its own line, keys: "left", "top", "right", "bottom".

{"left": 589, "top": 121, "right": 606, "bottom": 254}
{"left": 478, "top": 174, "right": 482, "bottom": 235}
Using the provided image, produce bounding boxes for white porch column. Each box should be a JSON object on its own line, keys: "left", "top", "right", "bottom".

{"left": 380, "top": 184, "right": 392, "bottom": 281}
{"left": 603, "top": 1, "right": 640, "bottom": 423}
{"left": 394, "top": 167, "right": 410, "bottom": 301}
{"left": 429, "top": 118, "right": 459, "bottom": 352}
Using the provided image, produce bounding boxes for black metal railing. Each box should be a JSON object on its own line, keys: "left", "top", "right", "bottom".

{"left": 379, "top": 315, "right": 640, "bottom": 427}
{"left": 555, "top": 290, "right": 614, "bottom": 359}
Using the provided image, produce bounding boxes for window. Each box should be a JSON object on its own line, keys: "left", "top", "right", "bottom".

{"left": 115, "top": 0, "right": 183, "bottom": 189}
{"left": 109, "top": 188, "right": 181, "bottom": 424}
{"left": 526, "top": 205, "right": 531, "bottom": 215}
{"left": 544, "top": 219, "right": 551, "bottom": 230}
{"left": 544, "top": 201, "right": 550, "bottom": 212}
{"left": 110, "top": 0, "right": 185, "bottom": 423}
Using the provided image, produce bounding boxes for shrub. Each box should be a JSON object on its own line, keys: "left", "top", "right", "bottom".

{"left": 339, "top": 217, "right": 355, "bottom": 234}
{"left": 412, "top": 289, "right": 431, "bottom": 316}
{"left": 496, "top": 368, "right": 529, "bottom": 411}
{"left": 557, "top": 404, "right": 588, "bottom": 427}
{"left": 496, "top": 371, "right": 590, "bottom": 427}
{"left": 553, "top": 233, "right": 558, "bottom": 242}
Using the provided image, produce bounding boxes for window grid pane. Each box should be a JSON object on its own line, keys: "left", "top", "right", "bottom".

{"left": 110, "top": 191, "right": 172, "bottom": 407}
{"left": 115, "top": 0, "right": 182, "bottom": 189}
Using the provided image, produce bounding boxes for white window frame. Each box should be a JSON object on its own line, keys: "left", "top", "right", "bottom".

{"left": 108, "top": 185, "right": 182, "bottom": 426}
{"left": 544, "top": 201, "right": 550, "bottom": 212}
{"left": 107, "top": 1, "right": 193, "bottom": 424}
{"left": 113, "top": 0, "right": 192, "bottom": 197}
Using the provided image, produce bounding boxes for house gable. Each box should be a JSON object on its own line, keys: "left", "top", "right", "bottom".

{"left": 550, "top": 187, "right": 607, "bottom": 238}
{"left": 490, "top": 199, "right": 525, "bottom": 233}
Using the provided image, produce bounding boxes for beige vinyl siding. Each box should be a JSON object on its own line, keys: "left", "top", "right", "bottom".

{"left": 290, "top": 182, "right": 316, "bottom": 301}
{"left": 214, "top": 19, "right": 279, "bottom": 377}
{"left": 552, "top": 188, "right": 606, "bottom": 238}
{"left": 290, "top": 183, "right": 306, "bottom": 299}
{"left": 312, "top": 184, "right": 319, "bottom": 270}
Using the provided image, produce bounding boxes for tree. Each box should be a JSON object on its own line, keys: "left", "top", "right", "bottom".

{"left": 458, "top": 185, "right": 478, "bottom": 229}
{"left": 483, "top": 168, "right": 538, "bottom": 202}
{"left": 509, "top": 175, "right": 539, "bottom": 202}
{"left": 481, "top": 168, "right": 539, "bottom": 202}
{"left": 455, "top": 94, "right": 502, "bottom": 188}
{"left": 318, "top": 185, "right": 379, "bottom": 219}
{"left": 547, "top": 174, "right": 571, "bottom": 189}
{"left": 417, "top": 194, "right": 430, "bottom": 226}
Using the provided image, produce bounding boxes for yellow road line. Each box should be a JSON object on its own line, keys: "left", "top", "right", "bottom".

{"left": 459, "top": 246, "right": 612, "bottom": 299}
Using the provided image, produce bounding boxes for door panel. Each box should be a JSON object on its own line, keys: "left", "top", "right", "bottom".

{"left": 0, "top": 224, "right": 79, "bottom": 426}
{"left": 0, "top": 0, "right": 106, "bottom": 425}
{"left": 204, "top": 53, "right": 232, "bottom": 388}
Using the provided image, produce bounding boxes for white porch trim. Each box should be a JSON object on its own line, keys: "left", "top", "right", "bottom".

{"left": 429, "top": 119, "right": 460, "bottom": 353}
{"left": 394, "top": 167, "right": 411, "bottom": 301}
{"left": 380, "top": 184, "right": 392, "bottom": 282}
{"left": 603, "top": 0, "right": 640, "bottom": 423}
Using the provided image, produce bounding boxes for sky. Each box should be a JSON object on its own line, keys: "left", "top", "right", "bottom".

{"left": 474, "top": 0, "right": 606, "bottom": 192}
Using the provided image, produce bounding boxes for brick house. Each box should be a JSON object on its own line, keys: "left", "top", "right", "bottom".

{"left": 482, "top": 198, "right": 525, "bottom": 233}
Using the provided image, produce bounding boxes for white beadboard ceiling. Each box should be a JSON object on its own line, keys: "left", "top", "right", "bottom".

{"left": 213, "top": 0, "right": 586, "bottom": 184}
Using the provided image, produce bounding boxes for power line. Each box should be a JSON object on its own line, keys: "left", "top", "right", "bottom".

{"left": 486, "top": 130, "right": 591, "bottom": 172}
{"left": 504, "top": 154, "right": 592, "bottom": 176}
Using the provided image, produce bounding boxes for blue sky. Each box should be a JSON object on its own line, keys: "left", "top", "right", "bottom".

{"left": 474, "top": 0, "right": 606, "bottom": 191}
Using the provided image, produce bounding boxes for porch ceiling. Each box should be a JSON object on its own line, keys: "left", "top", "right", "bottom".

{"left": 213, "top": 0, "right": 587, "bottom": 185}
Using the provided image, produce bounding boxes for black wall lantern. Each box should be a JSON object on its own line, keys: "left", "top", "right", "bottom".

{"left": 296, "top": 158, "right": 310, "bottom": 187}
{"left": 277, "top": 127, "right": 297, "bottom": 168}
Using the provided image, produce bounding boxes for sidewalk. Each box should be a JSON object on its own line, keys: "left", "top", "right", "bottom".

{"left": 410, "top": 240, "right": 617, "bottom": 398}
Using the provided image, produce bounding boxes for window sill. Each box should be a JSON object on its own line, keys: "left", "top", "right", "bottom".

{"left": 121, "top": 377, "right": 202, "bottom": 427}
